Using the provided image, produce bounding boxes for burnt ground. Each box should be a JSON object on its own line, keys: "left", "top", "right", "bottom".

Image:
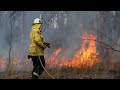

{"left": 0, "top": 61, "right": 120, "bottom": 79}
{"left": 0, "top": 70, "right": 119, "bottom": 79}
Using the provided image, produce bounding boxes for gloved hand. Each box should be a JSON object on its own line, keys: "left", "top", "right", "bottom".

{"left": 28, "top": 55, "right": 31, "bottom": 59}
{"left": 43, "top": 42, "right": 50, "bottom": 48}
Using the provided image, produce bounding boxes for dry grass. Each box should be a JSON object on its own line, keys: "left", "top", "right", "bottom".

{"left": 0, "top": 59, "right": 120, "bottom": 79}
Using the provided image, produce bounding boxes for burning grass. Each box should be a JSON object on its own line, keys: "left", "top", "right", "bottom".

{"left": 0, "top": 33, "right": 120, "bottom": 79}
{"left": 44, "top": 60, "right": 120, "bottom": 79}
{"left": 46, "top": 33, "right": 100, "bottom": 68}
{"left": 0, "top": 58, "right": 120, "bottom": 79}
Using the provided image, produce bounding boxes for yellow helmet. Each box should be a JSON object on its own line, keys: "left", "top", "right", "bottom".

{"left": 33, "top": 18, "right": 42, "bottom": 24}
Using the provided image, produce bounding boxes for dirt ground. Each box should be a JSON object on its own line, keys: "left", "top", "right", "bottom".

{"left": 0, "top": 60, "right": 120, "bottom": 79}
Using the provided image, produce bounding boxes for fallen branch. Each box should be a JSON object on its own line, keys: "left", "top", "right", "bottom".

{"left": 83, "top": 39, "right": 120, "bottom": 53}
{"left": 97, "top": 30, "right": 120, "bottom": 48}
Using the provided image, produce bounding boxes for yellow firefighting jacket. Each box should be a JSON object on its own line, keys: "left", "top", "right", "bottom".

{"left": 28, "top": 24, "right": 46, "bottom": 56}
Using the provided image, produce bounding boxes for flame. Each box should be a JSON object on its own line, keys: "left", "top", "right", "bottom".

{"left": 0, "top": 56, "right": 32, "bottom": 71}
{"left": 0, "top": 56, "right": 6, "bottom": 69}
{"left": 46, "top": 48, "right": 62, "bottom": 68}
{"left": 46, "top": 33, "right": 101, "bottom": 68}
{"left": 11, "top": 57, "right": 21, "bottom": 68}
{"left": 0, "top": 32, "right": 100, "bottom": 71}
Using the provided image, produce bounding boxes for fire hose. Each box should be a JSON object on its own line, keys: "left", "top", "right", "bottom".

{"left": 38, "top": 55, "right": 55, "bottom": 79}
{"left": 32, "top": 34, "right": 55, "bottom": 79}
{"left": 30, "top": 26, "right": 55, "bottom": 79}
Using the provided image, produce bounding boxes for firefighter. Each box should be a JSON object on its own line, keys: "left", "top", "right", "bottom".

{"left": 28, "top": 18, "right": 50, "bottom": 79}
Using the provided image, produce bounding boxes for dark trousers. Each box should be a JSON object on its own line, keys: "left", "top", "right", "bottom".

{"left": 30, "top": 56, "right": 45, "bottom": 79}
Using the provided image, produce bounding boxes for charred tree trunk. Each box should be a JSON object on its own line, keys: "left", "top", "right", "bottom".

{"left": 4, "top": 11, "right": 22, "bottom": 74}
{"left": 5, "top": 13, "right": 13, "bottom": 75}
{"left": 96, "top": 11, "right": 112, "bottom": 60}
{"left": 96, "top": 11, "right": 104, "bottom": 56}
{"left": 20, "top": 11, "right": 25, "bottom": 59}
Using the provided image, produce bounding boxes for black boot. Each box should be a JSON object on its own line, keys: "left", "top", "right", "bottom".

{"left": 31, "top": 74, "right": 38, "bottom": 79}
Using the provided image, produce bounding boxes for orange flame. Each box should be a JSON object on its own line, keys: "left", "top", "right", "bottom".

{"left": 0, "top": 56, "right": 6, "bottom": 69}
{"left": 46, "top": 48, "right": 62, "bottom": 68}
{"left": 46, "top": 33, "right": 101, "bottom": 68}
{"left": 11, "top": 57, "right": 21, "bottom": 68}
{"left": 0, "top": 33, "right": 100, "bottom": 70}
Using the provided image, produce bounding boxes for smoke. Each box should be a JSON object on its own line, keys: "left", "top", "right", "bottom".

{"left": 43, "top": 11, "right": 97, "bottom": 59}
{"left": 0, "top": 11, "right": 43, "bottom": 71}
{"left": 0, "top": 11, "right": 97, "bottom": 59}
{"left": 0, "top": 11, "right": 119, "bottom": 72}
